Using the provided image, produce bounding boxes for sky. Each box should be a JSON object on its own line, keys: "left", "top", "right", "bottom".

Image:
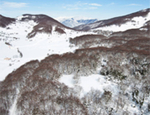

{"left": 0, "top": 0, "right": 149, "bottom": 20}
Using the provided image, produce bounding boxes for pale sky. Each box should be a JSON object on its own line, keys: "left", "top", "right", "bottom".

{"left": 0, "top": 0, "right": 149, "bottom": 20}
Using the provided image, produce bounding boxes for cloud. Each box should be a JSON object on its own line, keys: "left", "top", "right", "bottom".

{"left": 3, "top": 2, "right": 28, "bottom": 8}
{"left": 63, "top": 2, "right": 102, "bottom": 10}
{"left": 89, "top": 7, "right": 98, "bottom": 9}
{"left": 106, "top": 2, "right": 115, "bottom": 6}
{"left": 127, "top": 4, "right": 142, "bottom": 6}
{"left": 110, "top": 2, "right": 115, "bottom": 5}
{"left": 63, "top": 2, "right": 81, "bottom": 10}
{"left": 89, "top": 3, "right": 102, "bottom": 7}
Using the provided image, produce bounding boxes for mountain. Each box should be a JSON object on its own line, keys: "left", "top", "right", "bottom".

{"left": 1, "top": 25, "right": 150, "bottom": 115}
{"left": 0, "top": 15, "right": 15, "bottom": 28}
{"left": 57, "top": 17, "right": 98, "bottom": 28}
{"left": 18, "top": 14, "right": 73, "bottom": 38}
{"left": 0, "top": 14, "right": 93, "bottom": 81}
{"left": 1, "top": 9, "right": 150, "bottom": 115}
{"left": 74, "top": 8, "right": 150, "bottom": 32}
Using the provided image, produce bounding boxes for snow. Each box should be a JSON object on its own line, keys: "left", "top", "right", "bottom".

{"left": 17, "top": 15, "right": 36, "bottom": 21}
{"left": 59, "top": 74, "right": 118, "bottom": 98}
{"left": 79, "top": 75, "right": 104, "bottom": 96}
{"left": 140, "top": 28, "right": 148, "bottom": 31}
{"left": 90, "top": 22, "right": 102, "bottom": 29}
{"left": 9, "top": 89, "right": 19, "bottom": 115}
{"left": 57, "top": 17, "right": 98, "bottom": 28}
{"left": 59, "top": 73, "right": 145, "bottom": 114}
{"left": 59, "top": 75, "right": 74, "bottom": 88}
{"left": 0, "top": 20, "right": 94, "bottom": 81}
{"left": 93, "top": 12, "right": 150, "bottom": 32}
{"left": 17, "top": 15, "right": 29, "bottom": 21}
{"left": 1, "top": 12, "right": 149, "bottom": 114}
{"left": 38, "top": 27, "right": 43, "bottom": 30}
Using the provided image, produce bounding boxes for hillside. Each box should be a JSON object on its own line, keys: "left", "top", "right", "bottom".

{"left": 0, "top": 9, "right": 150, "bottom": 115}
{"left": 0, "top": 14, "right": 93, "bottom": 81}
{"left": 74, "top": 8, "right": 150, "bottom": 32}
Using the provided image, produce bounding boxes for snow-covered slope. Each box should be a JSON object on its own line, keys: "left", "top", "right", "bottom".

{"left": 0, "top": 14, "right": 94, "bottom": 81}
{"left": 74, "top": 8, "right": 150, "bottom": 32}
{"left": 1, "top": 9, "right": 150, "bottom": 115}
{"left": 57, "top": 17, "right": 98, "bottom": 28}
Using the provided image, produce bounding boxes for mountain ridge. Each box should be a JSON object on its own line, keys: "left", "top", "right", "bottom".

{"left": 19, "top": 14, "right": 71, "bottom": 29}
{"left": 58, "top": 18, "right": 98, "bottom": 28}
{"left": 74, "top": 8, "right": 150, "bottom": 31}
{"left": 0, "top": 15, "right": 16, "bottom": 28}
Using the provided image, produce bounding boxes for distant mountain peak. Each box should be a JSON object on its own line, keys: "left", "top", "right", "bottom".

{"left": 57, "top": 17, "right": 98, "bottom": 28}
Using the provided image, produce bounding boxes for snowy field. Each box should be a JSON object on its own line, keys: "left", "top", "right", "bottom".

{"left": 59, "top": 74, "right": 118, "bottom": 98}
{"left": 0, "top": 19, "right": 94, "bottom": 81}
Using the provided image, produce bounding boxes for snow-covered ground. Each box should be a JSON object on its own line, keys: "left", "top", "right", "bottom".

{"left": 93, "top": 12, "right": 150, "bottom": 32}
{"left": 1, "top": 12, "right": 150, "bottom": 115}
{"left": 9, "top": 89, "right": 19, "bottom": 115}
{"left": 59, "top": 74, "right": 118, "bottom": 98}
{"left": 59, "top": 72, "right": 150, "bottom": 114}
{"left": 0, "top": 19, "right": 94, "bottom": 81}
